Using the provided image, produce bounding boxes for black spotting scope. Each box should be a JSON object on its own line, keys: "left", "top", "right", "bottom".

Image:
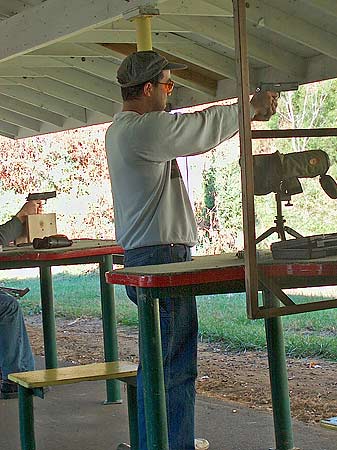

{"left": 253, "top": 149, "right": 337, "bottom": 199}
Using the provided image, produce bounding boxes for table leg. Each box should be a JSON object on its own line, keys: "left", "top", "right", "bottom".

{"left": 39, "top": 266, "right": 57, "bottom": 369}
{"left": 137, "top": 287, "right": 169, "bottom": 450}
{"left": 263, "top": 290, "right": 295, "bottom": 450}
{"left": 99, "top": 255, "right": 121, "bottom": 404}
{"left": 18, "top": 386, "right": 36, "bottom": 450}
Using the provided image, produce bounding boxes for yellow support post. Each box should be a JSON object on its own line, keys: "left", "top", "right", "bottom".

{"left": 135, "top": 16, "right": 153, "bottom": 51}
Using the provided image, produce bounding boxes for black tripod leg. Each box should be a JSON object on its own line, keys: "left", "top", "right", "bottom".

{"left": 256, "top": 227, "right": 277, "bottom": 244}
{"left": 284, "top": 227, "right": 303, "bottom": 239}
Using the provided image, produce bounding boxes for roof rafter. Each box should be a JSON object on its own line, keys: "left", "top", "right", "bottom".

{"left": 0, "top": 92, "right": 65, "bottom": 127}
{"left": 211, "top": 0, "right": 337, "bottom": 60}
{"left": 303, "top": 0, "right": 337, "bottom": 18}
{"left": 111, "top": 16, "right": 305, "bottom": 78}
{"left": 0, "top": 85, "right": 87, "bottom": 123}
{"left": 0, "top": 0, "right": 166, "bottom": 62}
{"left": 13, "top": 76, "right": 120, "bottom": 116}
{"left": 0, "top": 106, "right": 41, "bottom": 132}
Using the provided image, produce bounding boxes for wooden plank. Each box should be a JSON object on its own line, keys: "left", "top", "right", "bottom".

{"left": 256, "top": 298, "right": 337, "bottom": 319}
{"left": 0, "top": 0, "right": 163, "bottom": 62}
{"left": 252, "top": 128, "right": 337, "bottom": 139}
{"left": 9, "top": 361, "right": 137, "bottom": 388}
{"left": 233, "top": 0, "right": 259, "bottom": 318}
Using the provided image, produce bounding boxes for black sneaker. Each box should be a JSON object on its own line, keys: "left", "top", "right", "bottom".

{"left": 0, "top": 380, "right": 18, "bottom": 399}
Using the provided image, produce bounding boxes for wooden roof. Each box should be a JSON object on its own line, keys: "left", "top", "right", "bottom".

{"left": 0, "top": 0, "right": 336, "bottom": 139}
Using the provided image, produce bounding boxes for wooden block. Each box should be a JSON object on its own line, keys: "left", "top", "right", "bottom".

{"left": 27, "top": 213, "right": 57, "bottom": 242}
{"left": 15, "top": 213, "right": 57, "bottom": 244}
{"left": 8, "top": 361, "right": 138, "bottom": 388}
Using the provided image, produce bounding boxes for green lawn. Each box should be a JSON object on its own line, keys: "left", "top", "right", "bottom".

{"left": 3, "top": 271, "right": 337, "bottom": 361}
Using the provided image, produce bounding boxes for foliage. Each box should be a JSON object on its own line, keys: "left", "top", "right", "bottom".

{"left": 0, "top": 124, "right": 115, "bottom": 239}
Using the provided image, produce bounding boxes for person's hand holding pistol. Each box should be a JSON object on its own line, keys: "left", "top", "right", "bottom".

{"left": 250, "top": 90, "right": 279, "bottom": 121}
{"left": 15, "top": 201, "right": 43, "bottom": 224}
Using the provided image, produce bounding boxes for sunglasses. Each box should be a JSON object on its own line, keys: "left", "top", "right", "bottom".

{"left": 157, "top": 80, "right": 175, "bottom": 95}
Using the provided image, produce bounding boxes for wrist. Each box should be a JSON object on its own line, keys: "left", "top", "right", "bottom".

{"left": 15, "top": 213, "right": 25, "bottom": 224}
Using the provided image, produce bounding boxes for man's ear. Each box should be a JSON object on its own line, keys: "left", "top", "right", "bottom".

{"left": 143, "top": 82, "right": 153, "bottom": 97}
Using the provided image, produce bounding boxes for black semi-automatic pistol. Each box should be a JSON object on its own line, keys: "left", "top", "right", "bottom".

{"left": 27, "top": 191, "right": 56, "bottom": 202}
{"left": 256, "top": 82, "right": 299, "bottom": 93}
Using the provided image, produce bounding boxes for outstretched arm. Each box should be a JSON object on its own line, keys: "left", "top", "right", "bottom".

{"left": 0, "top": 200, "right": 42, "bottom": 245}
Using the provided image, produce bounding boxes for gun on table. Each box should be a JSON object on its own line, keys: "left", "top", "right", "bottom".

{"left": 27, "top": 190, "right": 56, "bottom": 203}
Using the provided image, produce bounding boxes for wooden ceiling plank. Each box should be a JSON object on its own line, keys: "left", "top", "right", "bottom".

{"left": 0, "top": 106, "right": 41, "bottom": 132}
{"left": 155, "top": 39, "right": 236, "bottom": 79}
{"left": 0, "top": 85, "right": 87, "bottom": 123}
{"left": 14, "top": 77, "right": 120, "bottom": 116}
{"left": 225, "top": 0, "right": 337, "bottom": 60}
{"left": 161, "top": 15, "right": 306, "bottom": 78}
{"left": 0, "top": 119, "right": 19, "bottom": 137}
{"left": 298, "top": 0, "right": 337, "bottom": 19}
{"left": 53, "top": 57, "right": 119, "bottom": 82}
{"left": 154, "top": 0, "right": 231, "bottom": 16}
{"left": 0, "top": 92, "right": 65, "bottom": 127}
{"left": 40, "top": 67, "right": 121, "bottom": 101}
{"left": 0, "top": 0, "right": 167, "bottom": 62}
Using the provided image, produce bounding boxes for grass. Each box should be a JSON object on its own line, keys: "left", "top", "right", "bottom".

{"left": 2, "top": 271, "right": 337, "bottom": 361}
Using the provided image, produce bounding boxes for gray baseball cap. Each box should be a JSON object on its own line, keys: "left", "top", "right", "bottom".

{"left": 117, "top": 50, "right": 187, "bottom": 88}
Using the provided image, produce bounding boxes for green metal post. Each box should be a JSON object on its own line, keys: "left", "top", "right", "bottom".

{"left": 18, "top": 386, "right": 35, "bottom": 450}
{"left": 127, "top": 383, "right": 139, "bottom": 450}
{"left": 137, "top": 287, "right": 169, "bottom": 450}
{"left": 99, "top": 255, "right": 121, "bottom": 403}
{"left": 263, "top": 289, "right": 295, "bottom": 450}
{"left": 39, "top": 266, "right": 57, "bottom": 369}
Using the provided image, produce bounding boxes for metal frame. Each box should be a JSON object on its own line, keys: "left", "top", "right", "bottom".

{"left": 233, "top": 0, "right": 337, "bottom": 320}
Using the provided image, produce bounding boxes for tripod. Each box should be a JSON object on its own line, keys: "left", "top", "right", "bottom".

{"left": 256, "top": 192, "right": 303, "bottom": 244}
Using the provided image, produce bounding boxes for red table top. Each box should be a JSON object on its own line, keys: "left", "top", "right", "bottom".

{"left": 105, "top": 252, "right": 337, "bottom": 288}
{"left": 0, "top": 239, "right": 124, "bottom": 263}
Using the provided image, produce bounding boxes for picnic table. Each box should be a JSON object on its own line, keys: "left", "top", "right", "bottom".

{"left": 106, "top": 251, "right": 337, "bottom": 449}
{"left": 0, "top": 239, "right": 124, "bottom": 404}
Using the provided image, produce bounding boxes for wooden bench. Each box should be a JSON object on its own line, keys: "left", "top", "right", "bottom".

{"left": 9, "top": 361, "right": 138, "bottom": 450}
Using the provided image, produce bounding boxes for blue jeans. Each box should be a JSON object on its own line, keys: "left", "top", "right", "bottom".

{"left": 0, "top": 292, "right": 35, "bottom": 380}
{"left": 124, "top": 244, "right": 198, "bottom": 450}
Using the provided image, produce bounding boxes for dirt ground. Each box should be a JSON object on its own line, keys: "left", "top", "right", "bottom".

{"left": 26, "top": 316, "right": 337, "bottom": 424}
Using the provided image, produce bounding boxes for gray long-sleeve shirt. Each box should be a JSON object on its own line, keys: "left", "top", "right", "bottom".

{"left": 105, "top": 103, "right": 249, "bottom": 250}
{"left": 0, "top": 216, "right": 23, "bottom": 246}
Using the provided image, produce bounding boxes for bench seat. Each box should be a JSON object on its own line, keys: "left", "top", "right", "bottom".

{"left": 9, "top": 360, "right": 137, "bottom": 388}
{"left": 9, "top": 361, "right": 138, "bottom": 450}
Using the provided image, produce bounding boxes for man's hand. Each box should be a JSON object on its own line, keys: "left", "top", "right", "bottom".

{"left": 250, "top": 91, "right": 278, "bottom": 121}
{"left": 15, "top": 201, "right": 43, "bottom": 223}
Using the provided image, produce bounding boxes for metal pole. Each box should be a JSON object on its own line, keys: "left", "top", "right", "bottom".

{"left": 137, "top": 287, "right": 169, "bottom": 450}
{"left": 39, "top": 265, "right": 57, "bottom": 369}
{"left": 19, "top": 386, "right": 35, "bottom": 450}
{"left": 99, "top": 255, "right": 121, "bottom": 403}
{"left": 263, "top": 290, "right": 295, "bottom": 450}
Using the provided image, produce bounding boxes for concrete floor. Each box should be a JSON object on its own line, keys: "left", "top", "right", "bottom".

{"left": 1, "top": 358, "right": 336, "bottom": 450}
